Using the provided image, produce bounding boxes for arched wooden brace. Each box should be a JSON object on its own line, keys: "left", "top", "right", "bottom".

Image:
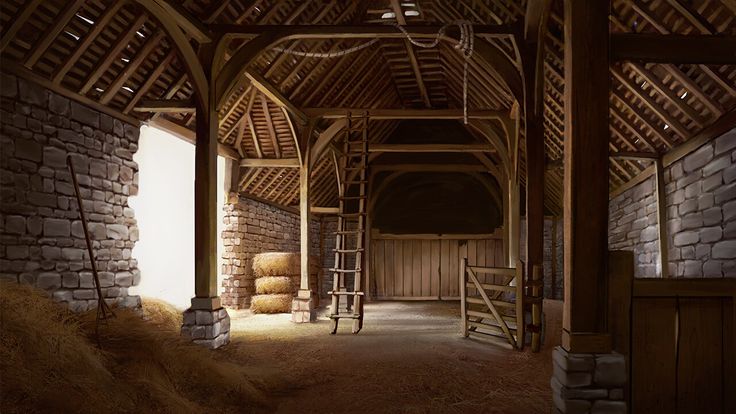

{"left": 310, "top": 119, "right": 348, "bottom": 170}
{"left": 467, "top": 119, "right": 512, "bottom": 178}
{"left": 133, "top": 0, "right": 209, "bottom": 111}
{"left": 215, "top": 32, "right": 524, "bottom": 111}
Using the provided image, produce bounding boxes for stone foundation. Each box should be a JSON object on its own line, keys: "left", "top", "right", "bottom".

{"left": 181, "top": 304, "right": 231, "bottom": 349}
{"left": 551, "top": 346, "right": 626, "bottom": 414}
{"left": 291, "top": 289, "right": 317, "bottom": 323}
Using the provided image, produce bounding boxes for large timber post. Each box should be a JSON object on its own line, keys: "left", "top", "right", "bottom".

{"left": 180, "top": 42, "right": 231, "bottom": 349}
{"left": 292, "top": 119, "right": 318, "bottom": 323}
{"left": 551, "top": 1, "right": 627, "bottom": 412}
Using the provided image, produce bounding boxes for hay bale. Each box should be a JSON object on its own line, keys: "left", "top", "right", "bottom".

{"left": 255, "top": 277, "right": 292, "bottom": 295}
{"left": 252, "top": 252, "right": 300, "bottom": 277}
{"left": 250, "top": 294, "right": 292, "bottom": 314}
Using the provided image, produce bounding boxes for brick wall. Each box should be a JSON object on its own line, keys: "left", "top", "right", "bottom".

{"left": 0, "top": 73, "right": 141, "bottom": 310}
{"left": 608, "top": 128, "right": 736, "bottom": 278}
{"left": 220, "top": 194, "right": 322, "bottom": 308}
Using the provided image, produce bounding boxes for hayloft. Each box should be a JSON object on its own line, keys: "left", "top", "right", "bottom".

{"left": 1, "top": 1, "right": 735, "bottom": 413}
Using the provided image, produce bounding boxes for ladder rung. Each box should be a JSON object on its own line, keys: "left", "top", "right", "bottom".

{"left": 328, "top": 291, "right": 365, "bottom": 296}
{"left": 344, "top": 180, "right": 367, "bottom": 184}
{"left": 330, "top": 268, "right": 361, "bottom": 273}
{"left": 339, "top": 195, "right": 367, "bottom": 200}
{"left": 335, "top": 248, "right": 364, "bottom": 253}
{"left": 336, "top": 230, "right": 365, "bottom": 234}
{"left": 340, "top": 212, "right": 366, "bottom": 217}
{"left": 329, "top": 314, "right": 361, "bottom": 319}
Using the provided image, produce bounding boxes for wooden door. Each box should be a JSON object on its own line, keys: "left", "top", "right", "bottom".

{"left": 370, "top": 233, "right": 504, "bottom": 300}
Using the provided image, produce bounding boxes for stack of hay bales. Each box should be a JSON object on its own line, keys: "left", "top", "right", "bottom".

{"left": 250, "top": 252, "right": 321, "bottom": 313}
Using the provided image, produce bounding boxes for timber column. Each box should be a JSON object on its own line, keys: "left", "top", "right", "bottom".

{"left": 292, "top": 120, "right": 318, "bottom": 323}
{"left": 181, "top": 43, "right": 231, "bottom": 349}
{"left": 551, "top": 1, "right": 626, "bottom": 413}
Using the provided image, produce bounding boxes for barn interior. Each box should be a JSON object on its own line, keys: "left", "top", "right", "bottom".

{"left": 0, "top": 1, "right": 735, "bottom": 413}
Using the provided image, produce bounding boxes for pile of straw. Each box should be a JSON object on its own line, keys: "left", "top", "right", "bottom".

{"left": 255, "top": 277, "right": 293, "bottom": 295}
{"left": 0, "top": 281, "right": 274, "bottom": 414}
{"left": 252, "top": 253, "right": 300, "bottom": 277}
{"left": 250, "top": 294, "right": 293, "bottom": 314}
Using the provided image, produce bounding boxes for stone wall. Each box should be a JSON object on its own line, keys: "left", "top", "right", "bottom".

{"left": 520, "top": 217, "right": 565, "bottom": 300}
{"left": 0, "top": 73, "right": 141, "bottom": 310}
{"left": 608, "top": 128, "right": 736, "bottom": 278}
{"left": 220, "top": 194, "right": 322, "bottom": 309}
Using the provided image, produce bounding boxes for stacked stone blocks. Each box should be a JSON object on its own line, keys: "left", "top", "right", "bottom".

{"left": 181, "top": 307, "right": 231, "bottom": 349}
{"left": 609, "top": 128, "right": 736, "bottom": 278}
{"left": 551, "top": 346, "right": 627, "bottom": 414}
{"left": 0, "top": 74, "right": 141, "bottom": 310}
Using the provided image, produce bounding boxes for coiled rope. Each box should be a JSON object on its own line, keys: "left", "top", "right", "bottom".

{"left": 272, "top": 20, "right": 475, "bottom": 123}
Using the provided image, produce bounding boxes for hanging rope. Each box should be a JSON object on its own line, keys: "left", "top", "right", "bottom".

{"left": 394, "top": 20, "right": 474, "bottom": 123}
{"left": 272, "top": 21, "right": 475, "bottom": 123}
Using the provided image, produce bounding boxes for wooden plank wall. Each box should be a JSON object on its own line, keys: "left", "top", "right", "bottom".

{"left": 371, "top": 235, "right": 504, "bottom": 300}
{"left": 631, "top": 294, "right": 735, "bottom": 413}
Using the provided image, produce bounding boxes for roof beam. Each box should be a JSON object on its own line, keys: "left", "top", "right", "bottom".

{"left": 245, "top": 71, "right": 308, "bottom": 123}
{"left": 611, "top": 34, "right": 736, "bottom": 64}
{"left": 24, "top": 0, "right": 86, "bottom": 68}
{"left": 260, "top": 94, "right": 281, "bottom": 158}
{"left": 240, "top": 158, "right": 300, "bottom": 168}
{"left": 209, "top": 24, "right": 515, "bottom": 38}
{"left": 306, "top": 108, "right": 508, "bottom": 120}
{"left": 134, "top": 99, "right": 195, "bottom": 113}
{"left": 390, "top": 0, "right": 431, "bottom": 107}
{"left": 371, "top": 164, "right": 489, "bottom": 173}
{"left": 369, "top": 144, "right": 495, "bottom": 153}
{"left": 151, "top": 0, "right": 212, "bottom": 43}
{"left": 0, "top": 0, "right": 43, "bottom": 52}
{"left": 610, "top": 151, "right": 659, "bottom": 160}
{"left": 147, "top": 118, "right": 239, "bottom": 160}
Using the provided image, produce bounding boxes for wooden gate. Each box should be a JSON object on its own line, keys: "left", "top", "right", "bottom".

{"left": 460, "top": 260, "right": 524, "bottom": 349}
{"left": 369, "top": 231, "right": 505, "bottom": 300}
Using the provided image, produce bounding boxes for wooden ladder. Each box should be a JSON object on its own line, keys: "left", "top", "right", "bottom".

{"left": 329, "top": 112, "right": 368, "bottom": 334}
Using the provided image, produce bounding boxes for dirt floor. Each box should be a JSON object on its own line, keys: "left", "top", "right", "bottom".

{"left": 222, "top": 299, "right": 562, "bottom": 414}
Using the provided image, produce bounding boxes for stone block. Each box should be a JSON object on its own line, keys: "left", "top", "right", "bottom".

{"left": 703, "top": 261, "right": 722, "bottom": 277}
{"left": 698, "top": 193, "right": 714, "bottom": 210}
{"left": 591, "top": 400, "right": 626, "bottom": 414}
{"left": 554, "top": 361, "right": 592, "bottom": 388}
{"left": 703, "top": 154, "right": 731, "bottom": 177}
{"left": 683, "top": 144, "right": 713, "bottom": 172}
{"left": 195, "top": 309, "right": 216, "bottom": 325}
{"left": 106, "top": 224, "right": 129, "bottom": 240}
{"left": 18, "top": 78, "right": 47, "bottom": 106}
{"left": 609, "top": 389, "right": 624, "bottom": 400}
{"left": 673, "top": 231, "right": 698, "bottom": 247}
{"left": 43, "top": 146, "right": 67, "bottom": 169}
{"left": 594, "top": 353, "right": 626, "bottom": 387}
{"left": 37, "top": 272, "right": 61, "bottom": 290}
{"left": 724, "top": 164, "right": 736, "bottom": 185}
{"left": 52, "top": 290, "right": 73, "bottom": 303}
{"left": 678, "top": 199, "right": 697, "bottom": 216}
{"left": 15, "top": 138, "right": 42, "bottom": 162}
{"left": 6, "top": 245, "right": 28, "bottom": 259}
{"left": 5, "top": 215, "right": 26, "bottom": 234}
{"left": 715, "top": 182, "right": 736, "bottom": 204}
{"left": 551, "top": 377, "right": 607, "bottom": 400}
{"left": 703, "top": 207, "right": 722, "bottom": 226}
{"left": 712, "top": 240, "right": 736, "bottom": 259}
{"left": 115, "top": 271, "right": 133, "bottom": 287}
{"left": 1, "top": 72, "right": 17, "bottom": 98}
{"left": 682, "top": 260, "right": 702, "bottom": 277}
{"left": 98, "top": 271, "right": 114, "bottom": 287}
{"left": 70, "top": 101, "right": 99, "bottom": 128}
{"left": 700, "top": 226, "right": 722, "bottom": 243}
{"left": 640, "top": 226, "right": 658, "bottom": 242}
{"left": 714, "top": 129, "right": 736, "bottom": 155}
{"left": 725, "top": 200, "right": 736, "bottom": 222}
{"left": 43, "top": 218, "right": 70, "bottom": 237}
{"left": 552, "top": 392, "right": 592, "bottom": 414}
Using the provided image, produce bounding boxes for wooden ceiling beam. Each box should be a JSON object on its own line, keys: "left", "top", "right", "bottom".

{"left": 306, "top": 108, "right": 508, "bottom": 120}
{"left": 369, "top": 144, "right": 495, "bottom": 153}
{"left": 240, "top": 158, "right": 300, "bottom": 168}
{"left": 133, "top": 99, "right": 195, "bottom": 113}
{"left": 100, "top": 31, "right": 166, "bottom": 105}
{"left": 79, "top": 14, "right": 148, "bottom": 95}
{"left": 0, "top": 0, "right": 43, "bottom": 52}
{"left": 209, "top": 24, "right": 515, "bottom": 38}
{"left": 53, "top": 1, "right": 126, "bottom": 84}
{"left": 245, "top": 71, "right": 308, "bottom": 123}
{"left": 611, "top": 34, "right": 736, "bottom": 64}
{"left": 260, "top": 94, "right": 281, "bottom": 158}
{"left": 151, "top": 0, "right": 212, "bottom": 43}
{"left": 610, "top": 151, "right": 659, "bottom": 160}
{"left": 124, "top": 51, "right": 177, "bottom": 113}
{"left": 390, "top": 0, "right": 431, "bottom": 108}
{"left": 23, "top": 0, "right": 86, "bottom": 68}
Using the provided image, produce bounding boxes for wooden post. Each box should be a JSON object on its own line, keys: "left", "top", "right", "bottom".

{"left": 515, "top": 260, "right": 525, "bottom": 350}
{"left": 562, "top": 0, "right": 612, "bottom": 353}
{"left": 507, "top": 178, "right": 521, "bottom": 267}
{"left": 655, "top": 158, "right": 669, "bottom": 278}
{"left": 460, "top": 258, "right": 468, "bottom": 337}
{"left": 192, "top": 44, "right": 219, "bottom": 308}
{"left": 299, "top": 122, "right": 314, "bottom": 292}
{"left": 551, "top": 218, "right": 558, "bottom": 299}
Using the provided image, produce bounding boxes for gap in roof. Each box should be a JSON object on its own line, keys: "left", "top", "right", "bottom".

{"left": 75, "top": 13, "right": 94, "bottom": 25}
